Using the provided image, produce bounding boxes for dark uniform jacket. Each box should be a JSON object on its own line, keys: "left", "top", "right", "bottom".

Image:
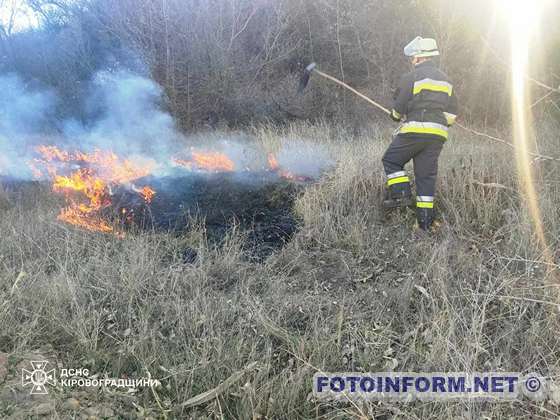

{"left": 390, "top": 60, "right": 458, "bottom": 141}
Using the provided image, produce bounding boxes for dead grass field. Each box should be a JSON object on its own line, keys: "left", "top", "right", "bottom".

{"left": 1, "top": 121, "right": 560, "bottom": 419}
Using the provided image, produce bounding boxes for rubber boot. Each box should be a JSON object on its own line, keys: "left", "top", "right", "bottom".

{"left": 383, "top": 182, "right": 413, "bottom": 209}
{"left": 416, "top": 207, "right": 434, "bottom": 231}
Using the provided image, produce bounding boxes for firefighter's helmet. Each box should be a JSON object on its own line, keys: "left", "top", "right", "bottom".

{"left": 404, "top": 37, "right": 439, "bottom": 58}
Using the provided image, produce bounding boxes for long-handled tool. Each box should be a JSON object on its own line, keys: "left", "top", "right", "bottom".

{"left": 298, "top": 62, "right": 391, "bottom": 116}
{"left": 298, "top": 62, "right": 560, "bottom": 165}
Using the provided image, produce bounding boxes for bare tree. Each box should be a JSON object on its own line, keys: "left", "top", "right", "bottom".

{"left": 0, "top": 0, "right": 557, "bottom": 127}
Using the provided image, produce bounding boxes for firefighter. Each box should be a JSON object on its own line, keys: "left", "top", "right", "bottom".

{"left": 382, "top": 36, "right": 458, "bottom": 231}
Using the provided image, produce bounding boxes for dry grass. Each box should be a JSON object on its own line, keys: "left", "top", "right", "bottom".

{"left": 1, "top": 121, "right": 560, "bottom": 418}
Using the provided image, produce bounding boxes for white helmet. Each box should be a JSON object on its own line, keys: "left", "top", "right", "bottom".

{"left": 404, "top": 36, "right": 439, "bottom": 58}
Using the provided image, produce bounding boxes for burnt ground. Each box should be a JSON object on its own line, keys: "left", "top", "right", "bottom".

{"left": 112, "top": 172, "right": 304, "bottom": 260}
{"left": 1, "top": 172, "right": 304, "bottom": 261}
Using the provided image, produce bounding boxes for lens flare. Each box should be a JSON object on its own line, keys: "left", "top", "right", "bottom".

{"left": 498, "top": 0, "right": 555, "bottom": 271}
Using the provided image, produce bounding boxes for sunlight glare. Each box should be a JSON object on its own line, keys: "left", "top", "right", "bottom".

{"left": 498, "top": 0, "right": 554, "bottom": 271}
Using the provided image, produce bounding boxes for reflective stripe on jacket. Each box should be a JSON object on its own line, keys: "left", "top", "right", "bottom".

{"left": 391, "top": 60, "right": 458, "bottom": 141}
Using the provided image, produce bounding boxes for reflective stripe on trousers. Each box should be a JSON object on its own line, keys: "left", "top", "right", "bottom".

{"left": 416, "top": 195, "right": 434, "bottom": 209}
{"left": 386, "top": 171, "right": 410, "bottom": 186}
{"left": 382, "top": 135, "right": 444, "bottom": 204}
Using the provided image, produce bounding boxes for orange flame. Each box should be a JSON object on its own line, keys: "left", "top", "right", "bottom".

{"left": 31, "top": 146, "right": 157, "bottom": 235}
{"left": 58, "top": 207, "right": 114, "bottom": 233}
{"left": 267, "top": 153, "right": 279, "bottom": 171}
{"left": 139, "top": 186, "right": 156, "bottom": 203}
{"left": 173, "top": 150, "right": 235, "bottom": 172}
{"left": 52, "top": 169, "right": 113, "bottom": 232}
{"left": 192, "top": 151, "right": 234, "bottom": 172}
{"left": 267, "top": 153, "right": 311, "bottom": 182}
{"left": 36, "top": 145, "right": 71, "bottom": 162}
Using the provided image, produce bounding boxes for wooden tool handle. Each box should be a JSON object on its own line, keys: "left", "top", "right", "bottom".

{"left": 314, "top": 69, "right": 391, "bottom": 115}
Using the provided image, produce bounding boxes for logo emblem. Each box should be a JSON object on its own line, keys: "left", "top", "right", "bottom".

{"left": 22, "top": 361, "right": 56, "bottom": 394}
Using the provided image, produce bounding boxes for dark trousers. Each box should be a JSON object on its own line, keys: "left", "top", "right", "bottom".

{"left": 382, "top": 135, "right": 443, "bottom": 198}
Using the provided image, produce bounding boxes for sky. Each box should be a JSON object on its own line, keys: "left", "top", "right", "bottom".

{"left": 0, "top": 0, "right": 38, "bottom": 33}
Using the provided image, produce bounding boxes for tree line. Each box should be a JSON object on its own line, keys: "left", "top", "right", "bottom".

{"left": 1, "top": 0, "right": 559, "bottom": 130}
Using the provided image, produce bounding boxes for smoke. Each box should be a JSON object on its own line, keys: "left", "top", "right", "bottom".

{"left": 275, "top": 141, "right": 334, "bottom": 180}
{"left": 0, "top": 70, "right": 184, "bottom": 178}
{"left": 0, "top": 74, "right": 57, "bottom": 177}
{"left": 0, "top": 70, "right": 333, "bottom": 182}
{"left": 0, "top": 75, "right": 56, "bottom": 136}
{"left": 64, "top": 71, "right": 181, "bottom": 158}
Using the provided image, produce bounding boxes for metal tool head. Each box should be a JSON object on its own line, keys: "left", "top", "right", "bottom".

{"left": 297, "top": 62, "right": 317, "bottom": 94}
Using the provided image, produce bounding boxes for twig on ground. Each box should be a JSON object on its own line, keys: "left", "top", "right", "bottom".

{"left": 146, "top": 369, "right": 169, "bottom": 419}
{"left": 471, "top": 180, "right": 516, "bottom": 193}
{"left": 180, "top": 361, "right": 258, "bottom": 408}
{"left": 452, "top": 293, "right": 560, "bottom": 308}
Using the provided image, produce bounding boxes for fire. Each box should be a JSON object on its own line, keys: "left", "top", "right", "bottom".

{"left": 192, "top": 151, "right": 235, "bottom": 172}
{"left": 32, "top": 147, "right": 155, "bottom": 183}
{"left": 31, "top": 146, "right": 157, "bottom": 235}
{"left": 58, "top": 207, "right": 114, "bottom": 233}
{"left": 53, "top": 170, "right": 108, "bottom": 212}
{"left": 36, "top": 145, "right": 71, "bottom": 162}
{"left": 267, "top": 153, "right": 311, "bottom": 182}
{"left": 173, "top": 150, "right": 235, "bottom": 172}
{"left": 72, "top": 149, "right": 155, "bottom": 183}
{"left": 267, "top": 153, "right": 279, "bottom": 171}
{"left": 138, "top": 186, "right": 156, "bottom": 203}
{"left": 52, "top": 169, "right": 113, "bottom": 233}
{"left": 27, "top": 144, "right": 315, "bottom": 235}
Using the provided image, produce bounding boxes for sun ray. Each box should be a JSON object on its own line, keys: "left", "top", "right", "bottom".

{"left": 497, "top": 0, "right": 556, "bottom": 275}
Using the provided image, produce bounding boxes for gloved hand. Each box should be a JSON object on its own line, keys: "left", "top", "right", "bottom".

{"left": 390, "top": 109, "right": 402, "bottom": 122}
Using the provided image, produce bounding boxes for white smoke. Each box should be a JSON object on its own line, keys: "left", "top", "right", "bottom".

{"left": 0, "top": 74, "right": 57, "bottom": 177}
{"left": 275, "top": 140, "right": 334, "bottom": 180}
{"left": 63, "top": 71, "right": 181, "bottom": 158}
{"left": 0, "top": 70, "right": 185, "bottom": 178}
{"left": 0, "top": 70, "right": 334, "bottom": 181}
